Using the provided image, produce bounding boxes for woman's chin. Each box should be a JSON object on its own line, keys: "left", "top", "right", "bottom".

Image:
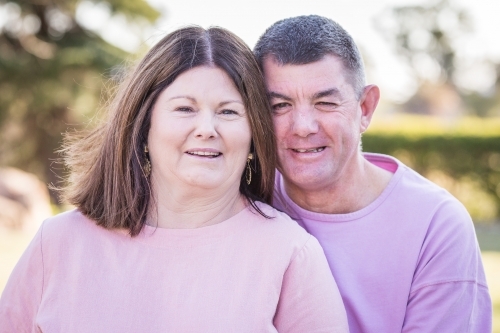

{"left": 181, "top": 175, "right": 234, "bottom": 192}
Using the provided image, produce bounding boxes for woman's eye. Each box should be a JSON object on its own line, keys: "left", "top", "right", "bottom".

{"left": 175, "top": 106, "right": 194, "bottom": 112}
{"left": 220, "top": 109, "right": 238, "bottom": 115}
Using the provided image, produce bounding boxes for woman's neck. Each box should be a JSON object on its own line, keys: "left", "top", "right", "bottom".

{"left": 148, "top": 182, "right": 246, "bottom": 229}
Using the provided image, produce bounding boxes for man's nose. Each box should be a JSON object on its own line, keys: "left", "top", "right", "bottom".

{"left": 291, "top": 106, "right": 319, "bottom": 137}
{"left": 194, "top": 111, "right": 218, "bottom": 139}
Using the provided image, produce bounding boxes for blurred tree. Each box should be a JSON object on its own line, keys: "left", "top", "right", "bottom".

{"left": 375, "top": 0, "right": 500, "bottom": 117}
{"left": 462, "top": 62, "right": 500, "bottom": 117}
{"left": 0, "top": 0, "right": 160, "bottom": 202}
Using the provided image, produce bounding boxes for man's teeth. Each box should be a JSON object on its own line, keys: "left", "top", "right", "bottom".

{"left": 188, "top": 151, "right": 221, "bottom": 156}
{"left": 293, "top": 147, "right": 325, "bottom": 153}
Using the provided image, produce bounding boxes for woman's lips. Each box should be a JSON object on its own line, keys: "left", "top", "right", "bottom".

{"left": 185, "top": 148, "right": 222, "bottom": 158}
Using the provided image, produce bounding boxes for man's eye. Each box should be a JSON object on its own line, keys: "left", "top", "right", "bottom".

{"left": 272, "top": 103, "right": 291, "bottom": 113}
{"left": 316, "top": 102, "right": 337, "bottom": 111}
{"left": 273, "top": 103, "right": 288, "bottom": 109}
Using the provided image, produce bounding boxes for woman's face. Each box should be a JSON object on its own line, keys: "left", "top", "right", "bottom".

{"left": 148, "top": 66, "right": 252, "bottom": 193}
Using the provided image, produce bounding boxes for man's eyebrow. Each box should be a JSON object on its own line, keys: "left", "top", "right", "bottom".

{"left": 313, "top": 88, "right": 341, "bottom": 99}
{"left": 267, "top": 91, "right": 292, "bottom": 101}
{"left": 267, "top": 89, "right": 342, "bottom": 101}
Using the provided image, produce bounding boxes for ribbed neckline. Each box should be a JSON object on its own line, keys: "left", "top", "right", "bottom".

{"left": 278, "top": 153, "right": 406, "bottom": 223}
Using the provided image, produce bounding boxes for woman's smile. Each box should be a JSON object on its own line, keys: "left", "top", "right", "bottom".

{"left": 185, "top": 148, "right": 222, "bottom": 158}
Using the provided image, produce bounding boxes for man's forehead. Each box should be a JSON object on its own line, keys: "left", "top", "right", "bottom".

{"left": 262, "top": 55, "right": 352, "bottom": 97}
{"left": 263, "top": 55, "right": 348, "bottom": 80}
{"left": 263, "top": 53, "right": 346, "bottom": 71}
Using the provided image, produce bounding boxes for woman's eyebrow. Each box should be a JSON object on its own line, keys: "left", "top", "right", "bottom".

{"left": 168, "top": 95, "right": 196, "bottom": 102}
{"left": 167, "top": 96, "right": 243, "bottom": 106}
{"left": 219, "top": 100, "right": 244, "bottom": 107}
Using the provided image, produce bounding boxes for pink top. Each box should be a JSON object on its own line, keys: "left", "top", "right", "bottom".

{"left": 274, "top": 153, "right": 491, "bottom": 332}
{"left": 0, "top": 204, "right": 348, "bottom": 332}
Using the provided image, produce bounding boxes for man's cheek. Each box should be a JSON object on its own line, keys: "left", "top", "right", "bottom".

{"left": 273, "top": 117, "right": 288, "bottom": 138}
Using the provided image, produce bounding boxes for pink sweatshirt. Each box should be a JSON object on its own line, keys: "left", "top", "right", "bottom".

{"left": 0, "top": 204, "right": 348, "bottom": 332}
{"left": 274, "top": 153, "right": 491, "bottom": 332}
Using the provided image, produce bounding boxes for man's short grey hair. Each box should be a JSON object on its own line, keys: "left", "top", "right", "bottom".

{"left": 254, "top": 15, "right": 366, "bottom": 99}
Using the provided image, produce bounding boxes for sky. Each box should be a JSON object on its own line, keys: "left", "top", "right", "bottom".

{"left": 76, "top": 0, "right": 500, "bottom": 103}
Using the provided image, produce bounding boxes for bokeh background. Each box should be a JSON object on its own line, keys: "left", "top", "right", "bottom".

{"left": 0, "top": 0, "right": 499, "bottom": 330}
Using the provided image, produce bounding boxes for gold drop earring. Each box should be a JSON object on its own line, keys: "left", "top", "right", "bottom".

{"left": 144, "top": 145, "right": 151, "bottom": 177}
{"left": 246, "top": 153, "right": 253, "bottom": 185}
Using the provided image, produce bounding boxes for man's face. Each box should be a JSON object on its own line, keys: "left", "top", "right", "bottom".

{"left": 263, "top": 55, "right": 368, "bottom": 193}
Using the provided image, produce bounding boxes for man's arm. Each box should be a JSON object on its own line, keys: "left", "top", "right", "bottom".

{"left": 402, "top": 199, "right": 492, "bottom": 332}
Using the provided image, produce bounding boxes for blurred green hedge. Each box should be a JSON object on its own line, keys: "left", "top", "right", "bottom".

{"left": 364, "top": 115, "right": 500, "bottom": 221}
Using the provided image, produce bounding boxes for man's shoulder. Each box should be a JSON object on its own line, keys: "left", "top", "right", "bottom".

{"left": 364, "top": 152, "right": 462, "bottom": 206}
{"left": 366, "top": 153, "right": 475, "bottom": 241}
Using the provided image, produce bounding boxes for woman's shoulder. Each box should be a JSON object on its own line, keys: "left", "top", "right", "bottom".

{"left": 42, "top": 209, "right": 93, "bottom": 232}
{"left": 41, "top": 209, "right": 124, "bottom": 243}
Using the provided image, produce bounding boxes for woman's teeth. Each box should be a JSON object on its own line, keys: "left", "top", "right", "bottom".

{"left": 187, "top": 151, "right": 221, "bottom": 157}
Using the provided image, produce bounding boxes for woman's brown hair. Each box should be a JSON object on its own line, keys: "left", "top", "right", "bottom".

{"left": 61, "top": 26, "right": 276, "bottom": 236}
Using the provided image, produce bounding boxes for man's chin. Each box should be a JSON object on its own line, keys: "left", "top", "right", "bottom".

{"left": 281, "top": 168, "right": 336, "bottom": 192}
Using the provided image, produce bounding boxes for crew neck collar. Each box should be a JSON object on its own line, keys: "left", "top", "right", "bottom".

{"left": 277, "top": 153, "right": 406, "bottom": 223}
{"left": 133, "top": 205, "right": 251, "bottom": 248}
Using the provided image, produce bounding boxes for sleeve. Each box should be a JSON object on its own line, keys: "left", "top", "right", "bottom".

{"left": 403, "top": 281, "right": 491, "bottom": 332}
{"left": 0, "top": 224, "right": 45, "bottom": 333}
{"left": 273, "top": 235, "right": 349, "bottom": 333}
{"left": 402, "top": 199, "right": 492, "bottom": 333}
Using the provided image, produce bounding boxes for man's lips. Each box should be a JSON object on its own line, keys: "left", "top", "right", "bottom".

{"left": 289, "top": 147, "right": 326, "bottom": 153}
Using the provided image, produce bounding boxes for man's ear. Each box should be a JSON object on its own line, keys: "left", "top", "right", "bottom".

{"left": 359, "top": 84, "right": 380, "bottom": 133}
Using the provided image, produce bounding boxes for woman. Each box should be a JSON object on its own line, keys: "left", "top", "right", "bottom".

{"left": 0, "top": 26, "right": 348, "bottom": 332}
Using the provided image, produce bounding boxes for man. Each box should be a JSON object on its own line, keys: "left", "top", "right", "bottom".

{"left": 254, "top": 15, "right": 491, "bottom": 332}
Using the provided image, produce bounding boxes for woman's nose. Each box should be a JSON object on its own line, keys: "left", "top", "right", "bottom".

{"left": 194, "top": 110, "right": 218, "bottom": 139}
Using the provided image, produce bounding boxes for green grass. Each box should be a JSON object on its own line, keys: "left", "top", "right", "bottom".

{"left": 476, "top": 224, "right": 500, "bottom": 252}
{"left": 482, "top": 252, "right": 500, "bottom": 333}
{"left": 476, "top": 223, "right": 500, "bottom": 332}
{"left": 0, "top": 226, "right": 499, "bottom": 331}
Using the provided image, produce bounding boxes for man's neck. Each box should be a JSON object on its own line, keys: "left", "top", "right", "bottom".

{"left": 284, "top": 155, "right": 393, "bottom": 215}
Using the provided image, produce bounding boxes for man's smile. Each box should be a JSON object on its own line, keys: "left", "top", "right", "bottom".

{"left": 290, "top": 147, "right": 326, "bottom": 153}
